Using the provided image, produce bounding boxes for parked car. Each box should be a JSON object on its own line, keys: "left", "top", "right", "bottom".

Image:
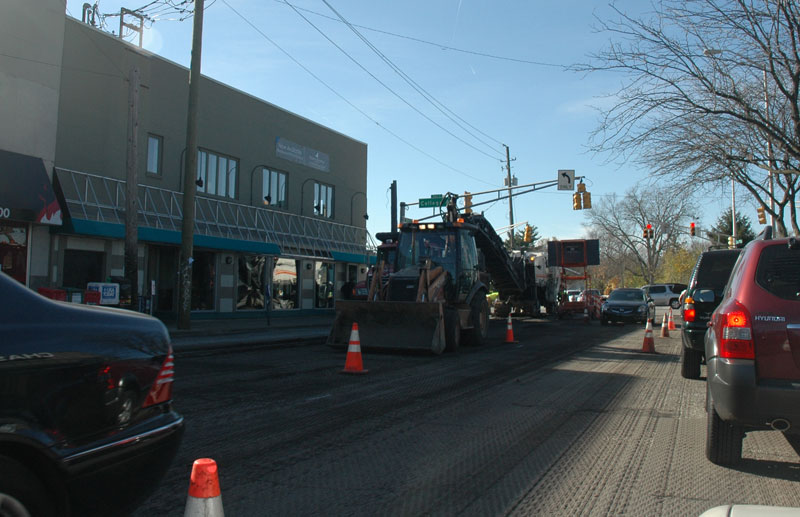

{"left": 680, "top": 249, "right": 742, "bottom": 379}
{"left": 566, "top": 289, "right": 582, "bottom": 302}
{"left": 643, "top": 283, "right": 687, "bottom": 308}
{"left": 704, "top": 231, "right": 800, "bottom": 466}
{"left": 0, "top": 272, "right": 184, "bottom": 516}
{"left": 600, "top": 288, "right": 655, "bottom": 325}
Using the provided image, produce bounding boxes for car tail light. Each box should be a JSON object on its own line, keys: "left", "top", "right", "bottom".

{"left": 683, "top": 296, "right": 696, "bottom": 322}
{"left": 719, "top": 303, "right": 754, "bottom": 360}
{"left": 142, "top": 347, "right": 174, "bottom": 408}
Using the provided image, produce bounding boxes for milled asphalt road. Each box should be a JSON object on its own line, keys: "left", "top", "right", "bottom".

{"left": 142, "top": 312, "right": 800, "bottom": 516}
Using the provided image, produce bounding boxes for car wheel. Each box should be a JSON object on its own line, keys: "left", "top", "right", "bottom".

{"left": 706, "top": 384, "right": 743, "bottom": 466}
{"left": 680, "top": 346, "right": 702, "bottom": 379}
{"left": 0, "top": 456, "right": 57, "bottom": 517}
{"left": 467, "top": 296, "right": 489, "bottom": 346}
{"left": 670, "top": 298, "right": 681, "bottom": 309}
{"left": 445, "top": 309, "right": 461, "bottom": 353}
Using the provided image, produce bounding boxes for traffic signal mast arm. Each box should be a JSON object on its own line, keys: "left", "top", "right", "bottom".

{"left": 406, "top": 176, "right": 586, "bottom": 222}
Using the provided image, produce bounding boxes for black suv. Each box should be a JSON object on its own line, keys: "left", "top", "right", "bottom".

{"left": 680, "top": 248, "right": 742, "bottom": 379}
{"left": 0, "top": 273, "right": 184, "bottom": 516}
{"left": 705, "top": 231, "right": 800, "bottom": 465}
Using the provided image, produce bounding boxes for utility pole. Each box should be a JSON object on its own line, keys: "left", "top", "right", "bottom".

{"left": 390, "top": 180, "right": 397, "bottom": 230}
{"left": 504, "top": 145, "right": 514, "bottom": 247}
{"left": 178, "top": 0, "right": 205, "bottom": 330}
{"left": 125, "top": 66, "right": 140, "bottom": 311}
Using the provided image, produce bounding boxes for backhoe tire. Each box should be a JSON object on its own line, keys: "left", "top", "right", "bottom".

{"left": 467, "top": 296, "right": 489, "bottom": 346}
{"left": 445, "top": 309, "right": 461, "bottom": 353}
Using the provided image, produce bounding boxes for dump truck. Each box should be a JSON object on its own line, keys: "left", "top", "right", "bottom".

{"left": 328, "top": 197, "right": 538, "bottom": 353}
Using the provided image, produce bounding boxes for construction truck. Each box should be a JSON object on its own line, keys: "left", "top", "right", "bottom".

{"left": 328, "top": 195, "right": 538, "bottom": 353}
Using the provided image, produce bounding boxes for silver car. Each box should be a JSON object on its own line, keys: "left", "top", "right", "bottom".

{"left": 643, "top": 283, "right": 686, "bottom": 309}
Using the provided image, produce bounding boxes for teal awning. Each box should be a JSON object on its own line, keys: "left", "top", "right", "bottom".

{"left": 56, "top": 218, "right": 281, "bottom": 255}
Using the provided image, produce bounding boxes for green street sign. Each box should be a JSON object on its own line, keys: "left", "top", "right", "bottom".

{"left": 419, "top": 197, "right": 444, "bottom": 208}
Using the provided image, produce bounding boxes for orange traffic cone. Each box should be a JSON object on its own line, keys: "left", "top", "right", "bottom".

{"left": 660, "top": 312, "right": 670, "bottom": 337}
{"left": 668, "top": 308, "right": 676, "bottom": 331}
{"left": 642, "top": 318, "right": 656, "bottom": 353}
{"left": 184, "top": 459, "right": 224, "bottom": 517}
{"left": 504, "top": 315, "right": 518, "bottom": 344}
{"left": 341, "top": 322, "right": 368, "bottom": 374}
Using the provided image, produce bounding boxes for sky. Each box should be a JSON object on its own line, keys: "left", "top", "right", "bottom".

{"left": 62, "top": 0, "right": 734, "bottom": 243}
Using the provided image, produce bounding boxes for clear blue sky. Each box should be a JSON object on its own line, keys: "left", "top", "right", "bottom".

{"left": 63, "top": 0, "right": 734, "bottom": 242}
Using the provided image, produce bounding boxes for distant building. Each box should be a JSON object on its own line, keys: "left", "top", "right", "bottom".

{"left": 0, "top": 0, "right": 371, "bottom": 319}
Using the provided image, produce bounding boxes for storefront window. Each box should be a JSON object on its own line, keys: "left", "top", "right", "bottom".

{"left": 0, "top": 223, "right": 28, "bottom": 285}
{"left": 237, "top": 255, "right": 267, "bottom": 310}
{"left": 62, "top": 249, "right": 104, "bottom": 289}
{"left": 272, "top": 258, "right": 298, "bottom": 310}
{"left": 315, "top": 262, "right": 334, "bottom": 308}
{"left": 191, "top": 251, "right": 216, "bottom": 311}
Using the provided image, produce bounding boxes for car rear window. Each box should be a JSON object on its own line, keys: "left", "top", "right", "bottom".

{"left": 755, "top": 244, "right": 800, "bottom": 301}
{"left": 694, "top": 251, "right": 741, "bottom": 293}
{"left": 649, "top": 286, "right": 666, "bottom": 293}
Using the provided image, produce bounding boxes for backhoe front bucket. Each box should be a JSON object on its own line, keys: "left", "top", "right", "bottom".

{"left": 328, "top": 300, "right": 446, "bottom": 354}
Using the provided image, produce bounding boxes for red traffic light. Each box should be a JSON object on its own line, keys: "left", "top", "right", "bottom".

{"left": 690, "top": 222, "right": 696, "bottom": 236}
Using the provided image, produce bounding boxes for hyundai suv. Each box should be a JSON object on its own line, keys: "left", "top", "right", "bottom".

{"left": 680, "top": 249, "right": 742, "bottom": 379}
{"left": 704, "top": 230, "right": 800, "bottom": 466}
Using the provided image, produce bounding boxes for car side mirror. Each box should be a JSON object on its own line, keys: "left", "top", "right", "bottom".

{"left": 695, "top": 289, "right": 714, "bottom": 303}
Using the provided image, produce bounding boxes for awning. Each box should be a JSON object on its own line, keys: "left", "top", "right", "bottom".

{"left": 0, "top": 149, "right": 62, "bottom": 225}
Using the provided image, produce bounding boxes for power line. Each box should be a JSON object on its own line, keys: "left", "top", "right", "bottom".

{"left": 283, "top": 1, "right": 502, "bottom": 162}
{"left": 319, "top": 0, "right": 504, "bottom": 154}
{"left": 219, "top": 0, "right": 495, "bottom": 186}
{"left": 275, "top": 0, "right": 565, "bottom": 69}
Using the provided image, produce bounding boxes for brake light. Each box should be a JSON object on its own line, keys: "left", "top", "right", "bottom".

{"left": 683, "top": 297, "right": 696, "bottom": 322}
{"left": 142, "top": 348, "right": 174, "bottom": 407}
{"left": 719, "top": 304, "right": 754, "bottom": 359}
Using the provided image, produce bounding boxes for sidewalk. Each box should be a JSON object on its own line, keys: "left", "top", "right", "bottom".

{"left": 165, "top": 312, "right": 335, "bottom": 354}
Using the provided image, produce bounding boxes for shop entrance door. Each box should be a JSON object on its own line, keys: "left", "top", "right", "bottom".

{"left": 0, "top": 223, "right": 28, "bottom": 284}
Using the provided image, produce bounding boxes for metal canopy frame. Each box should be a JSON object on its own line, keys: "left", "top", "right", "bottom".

{"left": 55, "top": 167, "right": 374, "bottom": 260}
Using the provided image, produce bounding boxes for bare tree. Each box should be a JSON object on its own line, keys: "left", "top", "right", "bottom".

{"left": 585, "top": 184, "right": 699, "bottom": 283}
{"left": 583, "top": 0, "right": 800, "bottom": 236}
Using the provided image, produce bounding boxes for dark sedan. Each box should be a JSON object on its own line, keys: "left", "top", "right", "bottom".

{"left": 0, "top": 272, "right": 184, "bottom": 516}
{"left": 600, "top": 288, "right": 655, "bottom": 325}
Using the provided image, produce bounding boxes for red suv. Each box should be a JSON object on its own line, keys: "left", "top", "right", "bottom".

{"left": 705, "top": 230, "right": 800, "bottom": 465}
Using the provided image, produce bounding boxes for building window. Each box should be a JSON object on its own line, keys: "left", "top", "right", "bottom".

{"left": 314, "top": 182, "right": 334, "bottom": 218}
{"left": 197, "top": 149, "right": 238, "bottom": 199}
{"left": 62, "top": 249, "right": 104, "bottom": 289}
{"left": 237, "top": 255, "right": 267, "bottom": 310}
{"left": 272, "top": 258, "right": 298, "bottom": 310}
{"left": 262, "top": 168, "right": 287, "bottom": 208}
{"left": 314, "top": 261, "right": 334, "bottom": 308}
{"left": 146, "top": 134, "right": 163, "bottom": 176}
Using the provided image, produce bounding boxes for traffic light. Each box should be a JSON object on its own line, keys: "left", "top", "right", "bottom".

{"left": 463, "top": 192, "right": 473, "bottom": 214}
{"left": 643, "top": 227, "right": 649, "bottom": 239}
{"left": 645, "top": 223, "right": 654, "bottom": 239}
{"left": 757, "top": 206, "right": 766, "bottom": 224}
{"left": 690, "top": 222, "right": 696, "bottom": 236}
{"left": 523, "top": 224, "right": 532, "bottom": 243}
{"left": 572, "top": 192, "right": 582, "bottom": 210}
{"left": 728, "top": 236, "right": 735, "bottom": 248}
{"left": 582, "top": 191, "right": 592, "bottom": 209}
